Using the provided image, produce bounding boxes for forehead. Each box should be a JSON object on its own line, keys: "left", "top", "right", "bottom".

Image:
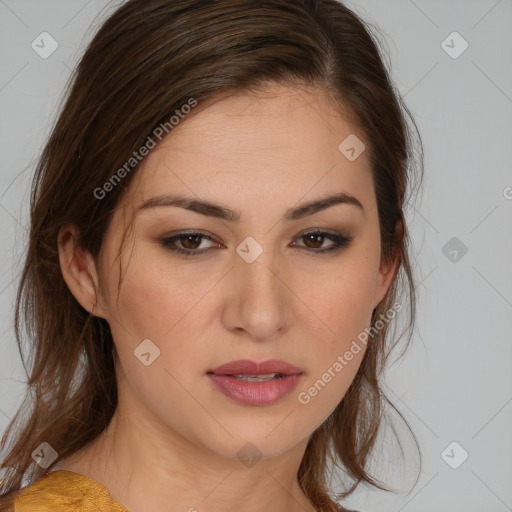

{"left": 123, "top": 84, "right": 373, "bottom": 213}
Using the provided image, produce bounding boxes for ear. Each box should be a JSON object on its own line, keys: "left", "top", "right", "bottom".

{"left": 57, "top": 223, "right": 109, "bottom": 319}
{"left": 372, "top": 252, "right": 399, "bottom": 309}
{"left": 372, "top": 220, "right": 402, "bottom": 309}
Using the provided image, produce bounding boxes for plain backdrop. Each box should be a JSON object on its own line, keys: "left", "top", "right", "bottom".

{"left": 0, "top": 1, "right": 511, "bottom": 511}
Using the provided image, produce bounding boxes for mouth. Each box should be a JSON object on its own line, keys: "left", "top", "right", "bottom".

{"left": 206, "top": 359, "right": 304, "bottom": 406}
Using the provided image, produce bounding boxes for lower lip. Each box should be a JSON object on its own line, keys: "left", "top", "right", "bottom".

{"left": 207, "top": 373, "right": 303, "bottom": 406}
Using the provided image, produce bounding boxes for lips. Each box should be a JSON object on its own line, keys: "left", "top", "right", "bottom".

{"left": 208, "top": 359, "right": 303, "bottom": 377}
{"left": 207, "top": 359, "right": 304, "bottom": 406}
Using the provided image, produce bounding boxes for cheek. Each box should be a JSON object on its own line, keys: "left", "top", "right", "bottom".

{"left": 294, "top": 278, "right": 372, "bottom": 421}
{"left": 105, "top": 261, "right": 207, "bottom": 410}
{"left": 293, "top": 244, "right": 378, "bottom": 406}
{"left": 299, "top": 274, "right": 372, "bottom": 376}
{"left": 106, "top": 245, "right": 199, "bottom": 337}
{"left": 105, "top": 250, "right": 220, "bottom": 377}
{"left": 300, "top": 250, "right": 378, "bottom": 340}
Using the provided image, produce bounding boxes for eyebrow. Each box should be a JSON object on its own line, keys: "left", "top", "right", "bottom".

{"left": 138, "top": 191, "right": 364, "bottom": 221}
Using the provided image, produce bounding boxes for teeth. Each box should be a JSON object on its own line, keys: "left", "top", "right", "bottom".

{"left": 232, "top": 373, "right": 282, "bottom": 382}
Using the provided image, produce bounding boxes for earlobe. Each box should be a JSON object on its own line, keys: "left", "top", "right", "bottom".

{"left": 57, "top": 223, "right": 108, "bottom": 319}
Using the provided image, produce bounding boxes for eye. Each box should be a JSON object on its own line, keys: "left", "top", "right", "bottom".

{"left": 291, "top": 230, "right": 353, "bottom": 253}
{"left": 160, "top": 231, "right": 221, "bottom": 256}
{"left": 160, "top": 229, "right": 353, "bottom": 256}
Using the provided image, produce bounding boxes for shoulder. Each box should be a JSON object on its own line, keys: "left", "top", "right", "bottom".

{"left": 13, "top": 470, "right": 128, "bottom": 512}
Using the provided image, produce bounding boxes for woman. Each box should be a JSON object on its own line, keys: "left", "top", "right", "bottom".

{"left": 0, "top": 0, "right": 423, "bottom": 511}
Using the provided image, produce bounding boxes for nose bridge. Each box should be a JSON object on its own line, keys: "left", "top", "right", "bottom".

{"left": 228, "top": 238, "right": 290, "bottom": 338}
{"left": 237, "top": 241, "right": 281, "bottom": 304}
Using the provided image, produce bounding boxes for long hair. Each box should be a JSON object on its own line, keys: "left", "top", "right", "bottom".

{"left": 0, "top": 1, "right": 423, "bottom": 510}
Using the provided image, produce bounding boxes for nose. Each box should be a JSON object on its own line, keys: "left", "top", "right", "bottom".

{"left": 221, "top": 243, "right": 293, "bottom": 341}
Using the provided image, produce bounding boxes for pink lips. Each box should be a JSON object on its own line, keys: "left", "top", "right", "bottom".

{"left": 207, "top": 359, "right": 304, "bottom": 407}
{"left": 208, "top": 359, "right": 303, "bottom": 376}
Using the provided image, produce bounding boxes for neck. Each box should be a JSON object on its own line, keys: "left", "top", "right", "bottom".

{"left": 54, "top": 388, "right": 317, "bottom": 512}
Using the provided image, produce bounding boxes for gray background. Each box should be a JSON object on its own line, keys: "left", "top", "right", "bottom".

{"left": 0, "top": 1, "right": 511, "bottom": 511}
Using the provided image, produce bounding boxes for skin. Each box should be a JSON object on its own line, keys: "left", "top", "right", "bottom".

{"left": 57, "top": 83, "right": 397, "bottom": 512}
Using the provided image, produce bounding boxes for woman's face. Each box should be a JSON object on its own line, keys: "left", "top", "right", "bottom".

{"left": 90, "top": 84, "right": 396, "bottom": 462}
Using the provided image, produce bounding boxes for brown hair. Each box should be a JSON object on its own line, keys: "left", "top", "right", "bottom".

{"left": 0, "top": 0, "right": 423, "bottom": 510}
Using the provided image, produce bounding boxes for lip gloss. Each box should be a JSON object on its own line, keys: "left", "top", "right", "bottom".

{"left": 207, "top": 374, "right": 302, "bottom": 406}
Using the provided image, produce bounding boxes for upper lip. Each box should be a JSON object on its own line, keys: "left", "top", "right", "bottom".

{"left": 208, "top": 359, "right": 303, "bottom": 376}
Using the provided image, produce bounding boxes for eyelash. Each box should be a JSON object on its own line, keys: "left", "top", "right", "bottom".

{"left": 160, "top": 230, "right": 353, "bottom": 257}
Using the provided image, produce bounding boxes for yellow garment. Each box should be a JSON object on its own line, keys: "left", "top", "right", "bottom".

{"left": 13, "top": 470, "right": 129, "bottom": 512}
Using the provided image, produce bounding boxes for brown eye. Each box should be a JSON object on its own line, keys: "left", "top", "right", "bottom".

{"left": 292, "top": 230, "right": 353, "bottom": 253}
{"left": 302, "top": 232, "right": 325, "bottom": 249}
{"left": 161, "top": 232, "right": 219, "bottom": 256}
{"left": 179, "top": 234, "right": 203, "bottom": 250}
